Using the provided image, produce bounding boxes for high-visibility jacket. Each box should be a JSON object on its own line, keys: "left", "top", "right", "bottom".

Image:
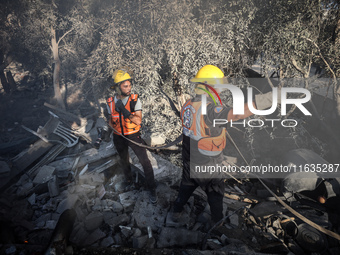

{"left": 107, "top": 94, "right": 140, "bottom": 135}
{"left": 181, "top": 99, "right": 226, "bottom": 156}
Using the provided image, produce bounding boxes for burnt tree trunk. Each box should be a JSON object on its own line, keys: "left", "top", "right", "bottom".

{"left": 51, "top": 27, "right": 66, "bottom": 110}
{"left": 0, "top": 52, "right": 11, "bottom": 93}
{"left": 6, "top": 70, "right": 16, "bottom": 91}
{"left": 0, "top": 71, "right": 10, "bottom": 93}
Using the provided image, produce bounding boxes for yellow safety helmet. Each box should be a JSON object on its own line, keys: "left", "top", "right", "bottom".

{"left": 113, "top": 70, "right": 132, "bottom": 85}
{"left": 191, "top": 65, "right": 226, "bottom": 94}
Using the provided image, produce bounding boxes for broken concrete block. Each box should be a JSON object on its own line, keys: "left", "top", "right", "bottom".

{"left": 0, "top": 161, "right": 10, "bottom": 175}
{"left": 103, "top": 213, "right": 129, "bottom": 229}
{"left": 70, "top": 223, "right": 89, "bottom": 245}
{"left": 16, "top": 182, "right": 33, "bottom": 197}
{"left": 85, "top": 211, "right": 104, "bottom": 232}
{"left": 56, "top": 169, "right": 69, "bottom": 179}
{"left": 144, "top": 133, "right": 166, "bottom": 146}
{"left": 206, "top": 239, "right": 223, "bottom": 250}
{"left": 146, "top": 237, "right": 155, "bottom": 249}
{"left": 119, "top": 190, "right": 139, "bottom": 213}
{"left": 45, "top": 220, "right": 57, "bottom": 230}
{"left": 48, "top": 175, "right": 60, "bottom": 197}
{"left": 36, "top": 221, "right": 45, "bottom": 228}
{"left": 56, "top": 193, "right": 79, "bottom": 214}
{"left": 84, "top": 230, "right": 104, "bottom": 246}
{"left": 92, "top": 197, "right": 102, "bottom": 211}
{"left": 132, "top": 235, "right": 148, "bottom": 249}
{"left": 33, "top": 165, "right": 56, "bottom": 184}
{"left": 96, "top": 184, "right": 106, "bottom": 200}
{"left": 75, "top": 206, "right": 86, "bottom": 221}
{"left": 228, "top": 212, "right": 239, "bottom": 227}
{"left": 132, "top": 190, "right": 170, "bottom": 231}
{"left": 35, "top": 213, "right": 52, "bottom": 225}
{"left": 106, "top": 199, "right": 124, "bottom": 213}
{"left": 27, "top": 193, "right": 36, "bottom": 205}
{"left": 78, "top": 172, "right": 105, "bottom": 186}
{"left": 133, "top": 228, "right": 142, "bottom": 238}
{"left": 165, "top": 209, "right": 191, "bottom": 228}
{"left": 113, "top": 233, "right": 122, "bottom": 246}
{"left": 120, "top": 226, "right": 132, "bottom": 238}
{"left": 157, "top": 227, "right": 204, "bottom": 248}
{"left": 100, "top": 236, "right": 114, "bottom": 247}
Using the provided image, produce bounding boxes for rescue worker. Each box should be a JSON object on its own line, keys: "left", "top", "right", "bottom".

{"left": 172, "top": 65, "right": 279, "bottom": 225}
{"left": 106, "top": 69, "right": 157, "bottom": 203}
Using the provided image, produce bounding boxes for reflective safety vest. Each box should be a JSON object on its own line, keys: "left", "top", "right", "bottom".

{"left": 181, "top": 99, "right": 227, "bottom": 156}
{"left": 107, "top": 94, "right": 140, "bottom": 135}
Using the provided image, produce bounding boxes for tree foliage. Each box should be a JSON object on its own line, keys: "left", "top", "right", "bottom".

{"left": 1, "top": 0, "right": 339, "bottom": 108}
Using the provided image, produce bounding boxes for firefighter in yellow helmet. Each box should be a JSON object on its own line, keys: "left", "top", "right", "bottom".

{"left": 106, "top": 69, "right": 157, "bottom": 203}
{"left": 171, "top": 65, "right": 280, "bottom": 226}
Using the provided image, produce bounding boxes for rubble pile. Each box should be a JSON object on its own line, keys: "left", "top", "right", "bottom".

{"left": 1, "top": 111, "right": 340, "bottom": 255}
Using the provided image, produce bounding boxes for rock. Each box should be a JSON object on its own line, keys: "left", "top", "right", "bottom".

{"left": 128, "top": 148, "right": 182, "bottom": 186}
{"left": 0, "top": 161, "right": 10, "bottom": 175}
{"left": 45, "top": 220, "right": 57, "bottom": 230}
{"left": 56, "top": 193, "right": 79, "bottom": 214}
{"left": 119, "top": 190, "right": 139, "bottom": 213}
{"left": 100, "top": 236, "right": 114, "bottom": 247}
{"left": 133, "top": 185, "right": 174, "bottom": 231}
{"left": 47, "top": 175, "right": 60, "bottom": 197}
{"left": 78, "top": 172, "right": 105, "bottom": 186}
{"left": 27, "top": 193, "right": 36, "bottom": 205}
{"left": 83, "top": 228, "right": 106, "bottom": 246}
{"left": 144, "top": 133, "right": 166, "bottom": 146}
{"left": 106, "top": 199, "right": 124, "bottom": 213}
{"left": 32, "top": 165, "right": 56, "bottom": 184}
{"left": 70, "top": 223, "right": 89, "bottom": 245}
{"left": 103, "top": 213, "right": 129, "bottom": 228}
{"left": 157, "top": 227, "right": 204, "bottom": 248}
{"left": 16, "top": 182, "right": 33, "bottom": 197}
{"left": 113, "top": 233, "right": 122, "bottom": 246}
{"left": 85, "top": 211, "right": 104, "bottom": 232}
{"left": 132, "top": 235, "right": 148, "bottom": 249}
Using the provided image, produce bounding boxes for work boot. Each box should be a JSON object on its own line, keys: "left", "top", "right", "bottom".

{"left": 149, "top": 189, "right": 158, "bottom": 204}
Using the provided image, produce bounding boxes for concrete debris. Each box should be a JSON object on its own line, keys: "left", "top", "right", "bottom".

{"left": 0, "top": 161, "right": 10, "bottom": 175}
{"left": 100, "top": 236, "right": 115, "bottom": 247}
{"left": 119, "top": 190, "right": 139, "bottom": 213}
{"left": 144, "top": 132, "right": 166, "bottom": 146}
{"left": 1, "top": 114, "right": 340, "bottom": 255}
{"left": 84, "top": 211, "right": 104, "bottom": 231}
{"left": 84, "top": 228, "right": 106, "bottom": 246}
{"left": 157, "top": 227, "right": 204, "bottom": 248}
{"left": 56, "top": 193, "right": 79, "bottom": 214}
{"left": 32, "top": 165, "right": 56, "bottom": 184}
{"left": 103, "top": 213, "right": 129, "bottom": 228}
{"left": 129, "top": 148, "right": 182, "bottom": 186}
{"left": 48, "top": 175, "right": 60, "bottom": 197}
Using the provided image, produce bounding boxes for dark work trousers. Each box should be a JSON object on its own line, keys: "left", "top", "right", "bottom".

{"left": 113, "top": 133, "right": 156, "bottom": 191}
{"left": 173, "top": 181, "right": 224, "bottom": 223}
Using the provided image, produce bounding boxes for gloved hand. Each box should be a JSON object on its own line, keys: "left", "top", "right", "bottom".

{"left": 255, "top": 88, "right": 281, "bottom": 110}
{"left": 115, "top": 99, "right": 132, "bottom": 119}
